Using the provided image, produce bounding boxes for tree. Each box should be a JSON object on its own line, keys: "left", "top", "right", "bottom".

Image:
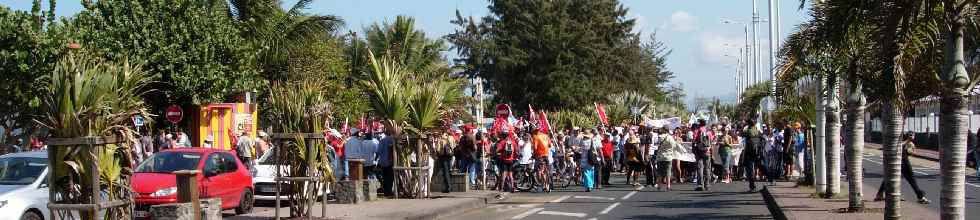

{"left": 362, "top": 15, "right": 448, "bottom": 75}
{"left": 71, "top": 0, "right": 263, "bottom": 120}
{"left": 938, "top": 1, "right": 977, "bottom": 219}
{"left": 0, "top": 3, "right": 66, "bottom": 144}
{"left": 448, "top": 0, "right": 674, "bottom": 110}
{"left": 227, "top": 0, "right": 343, "bottom": 82}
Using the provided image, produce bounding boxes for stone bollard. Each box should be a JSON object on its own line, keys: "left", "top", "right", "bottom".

{"left": 362, "top": 179, "right": 380, "bottom": 201}
{"left": 336, "top": 180, "right": 364, "bottom": 204}
{"left": 150, "top": 203, "right": 194, "bottom": 220}
{"left": 200, "top": 198, "right": 222, "bottom": 220}
{"left": 429, "top": 173, "right": 469, "bottom": 193}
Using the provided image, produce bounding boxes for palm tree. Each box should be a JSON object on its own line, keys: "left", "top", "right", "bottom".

{"left": 40, "top": 49, "right": 151, "bottom": 220}
{"left": 228, "top": 0, "right": 343, "bottom": 81}
{"left": 364, "top": 15, "right": 448, "bottom": 73}
{"left": 938, "top": 1, "right": 976, "bottom": 219}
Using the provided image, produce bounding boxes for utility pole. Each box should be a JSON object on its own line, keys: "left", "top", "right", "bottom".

{"left": 752, "top": 0, "right": 761, "bottom": 86}
{"left": 768, "top": 0, "right": 779, "bottom": 101}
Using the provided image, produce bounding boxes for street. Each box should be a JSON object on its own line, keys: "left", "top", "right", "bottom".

{"left": 861, "top": 148, "right": 980, "bottom": 218}
{"left": 447, "top": 173, "right": 773, "bottom": 220}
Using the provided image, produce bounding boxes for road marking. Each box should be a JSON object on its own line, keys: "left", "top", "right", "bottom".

{"left": 550, "top": 195, "right": 571, "bottom": 203}
{"left": 574, "top": 195, "right": 616, "bottom": 200}
{"left": 621, "top": 191, "right": 637, "bottom": 200}
{"left": 587, "top": 218, "right": 598, "bottom": 220}
{"left": 538, "top": 211, "right": 588, "bottom": 217}
{"left": 511, "top": 208, "right": 544, "bottom": 219}
{"left": 599, "top": 202, "right": 621, "bottom": 214}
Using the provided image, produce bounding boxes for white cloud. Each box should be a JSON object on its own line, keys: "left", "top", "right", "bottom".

{"left": 667, "top": 11, "right": 699, "bottom": 32}
{"left": 700, "top": 33, "right": 744, "bottom": 64}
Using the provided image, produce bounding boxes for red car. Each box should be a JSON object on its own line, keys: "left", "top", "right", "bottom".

{"left": 133, "top": 148, "right": 253, "bottom": 219}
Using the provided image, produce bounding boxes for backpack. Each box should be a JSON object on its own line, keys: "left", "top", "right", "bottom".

{"left": 502, "top": 140, "right": 514, "bottom": 159}
{"left": 586, "top": 142, "right": 600, "bottom": 165}
{"left": 693, "top": 129, "right": 710, "bottom": 158}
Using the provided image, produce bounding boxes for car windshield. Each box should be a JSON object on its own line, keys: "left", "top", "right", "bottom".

{"left": 257, "top": 147, "right": 277, "bottom": 165}
{"left": 0, "top": 157, "right": 47, "bottom": 185}
{"left": 136, "top": 152, "right": 202, "bottom": 173}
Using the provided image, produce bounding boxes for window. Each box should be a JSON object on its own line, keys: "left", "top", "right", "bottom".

{"left": 219, "top": 152, "right": 239, "bottom": 173}
{"left": 136, "top": 152, "right": 203, "bottom": 173}
{"left": 204, "top": 153, "right": 223, "bottom": 176}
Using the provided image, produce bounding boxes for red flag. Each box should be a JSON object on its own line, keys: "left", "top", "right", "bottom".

{"left": 357, "top": 116, "right": 367, "bottom": 131}
{"left": 539, "top": 111, "right": 552, "bottom": 134}
{"left": 595, "top": 102, "right": 609, "bottom": 126}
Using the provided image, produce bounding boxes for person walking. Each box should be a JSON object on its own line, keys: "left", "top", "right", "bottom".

{"left": 643, "top": 126, "right": 659, "bottom": 187}
{"left": 764, "top": 126, "right": 782, "bottom": 185}
{"left": 436, "top": 132, "right": 455, "bottom": 193}
{"left": 531, "top": 127, "right": 552, "bottom": 192}
{"left": 719, "top": 128, "right": 735, "bottom": 183}
{"left": 601, "top": 132, "right": 614, "bottom": 185}
{"left": 693, "top": 119, "right": 713, "bottom": 191}
{"left": 378, "top": 128, "right": 396, "bottom": 197}
{"left": 581, "top": 130, "right": 600, "bottom": 192}
{"left": 624, "top": 135, "right": 644, "bottom": 188}
{"left": 874, "top": 133, "right": 931, "bottom": 204}
{"left": 496, "top": 128, "right": 519, "bottom": 193}
{"left": 742, "top": 119, "right": 762, "bottom": 192}
{"left": 792, "top": 123, "right": 806, "bottom": 179}
{"left": 657, "top": 127, "right": 677, "bottom": 191}
{"left": 975, "top": 128, "right": 980, "bottom": 181}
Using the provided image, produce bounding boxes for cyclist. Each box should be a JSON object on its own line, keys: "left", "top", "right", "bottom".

{"left": 496, "top": 127, "right": 519, "bottom": 193}
{"left": 532, "top": 127, "right": 552, "bottom": 192}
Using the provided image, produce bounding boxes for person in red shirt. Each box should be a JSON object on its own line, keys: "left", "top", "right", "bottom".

{"left": 496, "top": 128, "right": 519, "bottom": 193}
{"left": 601, "top": 133, "right": 614, "bottom": 185}
{"left": 325, "top": 129, "right": 347, "bottom": 180}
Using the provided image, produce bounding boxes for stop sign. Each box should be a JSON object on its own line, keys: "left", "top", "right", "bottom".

{"left": 166, "top": 105, "right": 183, "bottom": 123}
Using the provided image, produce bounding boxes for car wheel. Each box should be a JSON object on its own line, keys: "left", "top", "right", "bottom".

{"left": 21, "top": 211, "right": 42, "bottom": 220}
{"left": 235, "top": 189, "right": 254, "bottom": 215}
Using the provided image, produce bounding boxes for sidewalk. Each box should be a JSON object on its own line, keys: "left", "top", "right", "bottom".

{"left": 864, "top": 142, "right": 940, "bottom": 162}
{"left": 762, "top": 182, "right": 938, "bottom": 220}
{"left": 229, "top": 190, "right": 498, "bottom": 220}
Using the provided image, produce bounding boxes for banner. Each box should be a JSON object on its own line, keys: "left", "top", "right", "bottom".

{"left": 540, "top": 112, "right": 552, "bottom": 134}
{"left": 676, "top": 142, "right": 697, "bottom": 162}
{"left": 595, "top": 102, "right": 609, "bottom": 126}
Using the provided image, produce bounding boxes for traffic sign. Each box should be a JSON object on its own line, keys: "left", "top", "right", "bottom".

{"left": 132, "top": 115, "right": 145, "bottom": 127}
{"left": 166, "top": 105, "right": 183, "bottom": 123}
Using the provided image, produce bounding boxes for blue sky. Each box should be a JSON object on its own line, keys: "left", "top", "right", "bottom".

{"left": 2, "top": 0, "right": 811, "bottom": 106}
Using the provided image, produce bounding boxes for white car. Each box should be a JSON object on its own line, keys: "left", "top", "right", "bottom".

{"left": 0, "top": 151, "right": 51, "bottom": 220}
{"left": 252, "top": 148, "right": 328, "bottom": 201}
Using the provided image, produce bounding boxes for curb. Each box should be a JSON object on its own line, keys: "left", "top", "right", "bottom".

{"left": 402, "top": 194, "right": 492, "bottom": 220}
{"left": 760, "top": 186, "right": 791, "bottom": 220}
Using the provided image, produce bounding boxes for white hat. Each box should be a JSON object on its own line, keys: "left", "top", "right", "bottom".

{"left": 258, "top": 131, "right": 268, "bottom": 137}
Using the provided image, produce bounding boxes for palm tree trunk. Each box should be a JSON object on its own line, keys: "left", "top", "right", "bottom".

{"left": 844, "top": 79, "right": 866, "bottom": 211}
{"left": 940, "top": 2, "right": 971, "bottom": 218}
{"left": 825, "top": 75, "right": 842, "bottom": 197}
{"left": 881, "top": 100, "right": 904, "bottom": 220}
{"left": 815, "top": 75, "right": 827, "bottom": 193}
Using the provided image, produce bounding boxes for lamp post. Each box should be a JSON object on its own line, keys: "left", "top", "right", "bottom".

{"left": 722, "top": 20, "right": 752, "bottom": 85}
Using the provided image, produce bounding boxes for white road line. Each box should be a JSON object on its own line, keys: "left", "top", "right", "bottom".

{"left": 587, "top": 218, "right": 598, "bottom": 220}
{"left": 511, "top": 208, "right": 544, "bottom": 219}
{"left": 599, "top": 202, "right": 621, "bottom": 215}
{"left": 574, "top": 195, "right": 616, "bottom": 200}
{"left": 621, "top": 191, "right": 637, "bottom": 200}
{"left": 538, "top": 211, "right": 588, "bottom": 217}
{"left": 550, "top": 195, "right": 571, "bottom": 203}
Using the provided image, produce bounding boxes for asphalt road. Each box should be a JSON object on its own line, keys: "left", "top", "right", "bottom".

{"left": 447, "top": 173, "right": 773, "bottom": 220}
{"left": 860, "top": 148, "right": 980, "bottom": 218}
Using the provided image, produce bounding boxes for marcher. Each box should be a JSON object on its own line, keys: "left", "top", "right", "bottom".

{"left": 601, "top": 132, "right": 614, "bottom": 185}
{"left": 642, "top": 126, "right": 659, "bottom": 186}
{"left": 719, "top": 128, "right": 735, "bottom": 183}
{"left": 361, "top": 131, "right": 380, "bottom": 180}
{"left": 458, "top": 126, "right": 478, "bottom": 188}
{"left": 140, "top": 132, "right": 154, "bottom": 159}
{"left": 531, "top": 127, "right": 552, "bottom": 192}
{"left": 742, "top": 119, "right": 762, "bottom": 192}
{"left": 378, "top": 128, "right": 396, "bottom": 197}
{"left": 255, "top": 131, "right": 271, "bottom": 158}
{"left": 624, "top": 135, "right": 644, "bottom": 188}
{"left": 497, "top": 127, "right": 519, "bottom": 193}
{"left": 793, "top": 123, "right": 806, "bottom": 178}
{"left": 657, "top": 127, "right": 677, "bottom": 191}
{"left": 436, "top": 132, "right": 455, "bottom": 193}
{"left": 693, "top": 119, "right": 712, "bottom": 191}
{"left": 581, "top": 130, "right": 599, "bottom": 192}
{"left": 874, "top": 133, "right": 931, "bottom": 204}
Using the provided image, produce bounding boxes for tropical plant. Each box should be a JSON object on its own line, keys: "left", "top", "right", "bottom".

{"left": 39, "top": 49, "right": 151, "bottom": 220}
{"left": 265, "top": 80, "right": 335, "bottom": 217}
{"left": 362, "top": 15, "right": 448, "bottom": 75}
{"left": 228, "top": 0, "right": 344, "bottom": 82}
{"left": 736, "top": 81, "right": 772, "bottom": 119}
{"left": 606, "top": 91, "right": 654, "bottom": 125}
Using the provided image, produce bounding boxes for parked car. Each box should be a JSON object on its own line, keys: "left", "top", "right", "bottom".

{"left": 133, "top": 148, "right": 253, "bottom": 219}
{"left": 0, "top": 151, "right": 50, "bottom": 220}
{"left": 252, "top": 147, "right": 327, "bottom": 202}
